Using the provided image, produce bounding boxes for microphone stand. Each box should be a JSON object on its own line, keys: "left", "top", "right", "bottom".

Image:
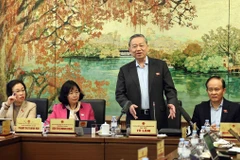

{"left": 117, "top": 101, "right": 131, "bottom": 125}
{"left": 117, "top": 111, "right": 125, "bottom": 125}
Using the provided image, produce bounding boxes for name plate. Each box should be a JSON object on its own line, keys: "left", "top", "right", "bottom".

{"left": 16, "top": 118, "right": 42, "bottom": 132}
{"left": 50, "top": 119, "right": 75, "bottom": 133}
{"left": 220, "top": 123, "right": 240, "bottom": 137}
{"left": 2, "top": 120, "right": 11, "bottom": 135}
{"left": 130, "top": 120, "right": 157, "bottom": 136}
{"left": 181, "top": 126, "right": 187, "bottom": 138}
{"left": 157, "top": 140, "right": 165, "bottom": 158}
{"left": 138, "top": 147, "right": 148, "bottom": 160}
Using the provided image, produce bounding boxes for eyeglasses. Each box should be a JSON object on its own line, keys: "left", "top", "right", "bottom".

{"left": 68, "top": 91, "right": 80, "bottom": 96}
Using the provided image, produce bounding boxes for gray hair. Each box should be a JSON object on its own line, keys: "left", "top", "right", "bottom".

{"left": 128, "top": 34, "right": 148, "bottom": 47}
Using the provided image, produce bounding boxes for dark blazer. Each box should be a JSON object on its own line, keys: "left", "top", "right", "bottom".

{"left": 115, "top": 57, "right": 178, "bottom": 130}
{"left": 191, "top": 98, "right": 240, "bottom": 130}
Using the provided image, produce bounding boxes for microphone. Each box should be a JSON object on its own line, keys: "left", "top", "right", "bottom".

{"left": 153, "top": 101, "right": 156, "bottom": 120}
{"left": 178, "top": 104, "right": 199, "bottom": 130}
{"left": 117, "top": 101, "right": 131, "bottom": 124}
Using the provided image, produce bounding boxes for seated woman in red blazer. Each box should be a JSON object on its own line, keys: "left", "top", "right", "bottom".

{"left": 45, "top": 80, "right": 95, "bottom": 124}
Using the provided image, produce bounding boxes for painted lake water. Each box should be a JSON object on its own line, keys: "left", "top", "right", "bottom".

{"left": 64, "top": 57, "right": 240, "bottom": 116}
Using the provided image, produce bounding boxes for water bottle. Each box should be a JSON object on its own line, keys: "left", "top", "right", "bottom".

{"left": 177, "top": 138, "right": 185, "bottom": 159}
{"left": 111, "top": 116, "right": 117, "bottom": 137}
{"left": 182, "top": 141, "right": 191, "bottom": 160}
{"left": 37, "top": 114, "right": 41, "bottom": 119}
{"left": 216, "top": 123, "right": 221, "bottom": 136}
{"left": 37, "top": 114, "right": 44, "bottom": 132}
{"left": 190, "top": 130, "right": 199, "bottom": 147}
{"left": 199, "top": 126, "right": 206, "bottom": 140}
{"left": 204, "top": 119, "right": 211, "bottom": 132}
{"left": 42, "top": 121, "right": 49, "bottom": 137}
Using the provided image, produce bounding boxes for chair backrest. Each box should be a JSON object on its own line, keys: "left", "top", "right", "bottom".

{"left": 81, "top": 99, "right": 106, "bottom": 125}
{"left": 167, "top": 100, "right": 182, "bottom": 129}
{"left": 27, "top": 98, "right": 49, "bottom": 122}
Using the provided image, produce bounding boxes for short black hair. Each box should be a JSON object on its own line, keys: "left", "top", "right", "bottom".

{"left": 6, "top": 79, "right": 27, "bottom": 97}
{"left": 205, "top": 75, "right": 226, "bottom": 89}
{"left": 58, "top": 80, "right": 84, "bottom": 106}
{"left": 128, "top": 34, "right": 148, "bottom": 47}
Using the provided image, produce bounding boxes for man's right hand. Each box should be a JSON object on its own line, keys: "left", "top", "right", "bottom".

{"left": 129, "top": 104, "right": 138, "bottom": 119}
{"left": 210, "top": 123, "right": 219, "bottom": 132}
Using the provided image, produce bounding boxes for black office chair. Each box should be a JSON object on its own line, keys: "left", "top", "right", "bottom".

{"left": 81, "top": 99, "right": 106, "bottom": 125}
{"left": 158, "top": 100, "right": 182, "bottom": 136}
{"left": 167, "top": 100, "right": 182, "bottom": 129}
{"left": 27, "top": 98, "right": 49, "bottom": 122}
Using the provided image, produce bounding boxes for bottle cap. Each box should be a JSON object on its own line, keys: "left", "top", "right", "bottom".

{"left": 179, "top": 138, "right": 184, "bottom": 141}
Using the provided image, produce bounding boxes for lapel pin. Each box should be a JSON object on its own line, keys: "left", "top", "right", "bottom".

{"left": 223, "top": 109, "right": 228, "bottom": 113}
{"left": 156, "top": 72, "right": 160, "bottom": 76}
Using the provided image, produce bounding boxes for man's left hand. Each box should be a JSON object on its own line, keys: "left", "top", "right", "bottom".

{"left": 168, "top": 104, "right": 176, "bottom": 119}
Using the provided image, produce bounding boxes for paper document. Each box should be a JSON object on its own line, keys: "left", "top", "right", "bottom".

{"left": 228, "top": 147, "right": 240, "bottom": 153}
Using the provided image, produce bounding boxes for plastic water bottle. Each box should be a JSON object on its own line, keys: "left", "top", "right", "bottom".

{"left": 111, "top": 116, "right": 117, "bottom": 137}
{"left": 204, "top": 119, "right": 211, "bottom": 132}
{"left": 182, "top": 141, "right": 191, "bottom": 160}
{"left": 198, "top": 127, "right": 206, "bottom": 153}
{"left": 37, "top": 114, "right": 44, "bottom": 132}
{"left": 199, "top": 126, "right": 206, "bottom": 140}
{"left": 37, "top": 114, "right": 41, "bottom": 119}
{"left": 216, "top": 123, "right": 221, "bottom": 136}
{"left": 177, "top": 138, "right": 185, "bottom": 159}
{"left": 190, "top": 130, "right": 199, "bottom": 147}
{"left": 42, "top": 121, "right": 49, "bottom": 137}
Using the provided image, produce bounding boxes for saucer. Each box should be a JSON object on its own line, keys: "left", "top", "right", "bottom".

{"left": 157, "top": 134, "right": 167, "bottom": 138}
{"left": 98, "top": 133, "right": 112, "bottom": 137}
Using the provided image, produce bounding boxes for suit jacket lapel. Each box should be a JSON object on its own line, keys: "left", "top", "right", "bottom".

{"left": 148, "top": 58, "right": 155, "bottom": 93}
{"left": 205, "top": 102, "right": 211, "bottom": 124}
{"left": 17, "top": 101, "right": 27, "bottom": 118}
{"left": 221, "top": 99, "right": 229, "bottom": 122}
{"left": 129, "top": 61, "right": 141, "bottom": 93}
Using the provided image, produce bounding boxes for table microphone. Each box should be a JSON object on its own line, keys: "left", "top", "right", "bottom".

{"left": 153, "top": 101, "right": 156, "bottom": 120}
{"left": 178, "top": 104, "right": 199, "bottom": 130}
{"left": 117, "top": 101, "right": 131, "bottom": 124}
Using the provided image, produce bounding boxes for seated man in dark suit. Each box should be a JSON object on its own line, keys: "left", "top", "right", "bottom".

{"left": 192, "top": 75, "right": 240, "bottom": 131}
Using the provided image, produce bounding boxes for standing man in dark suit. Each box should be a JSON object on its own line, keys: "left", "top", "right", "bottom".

{"left": 192, "top": 75, "right": 240, "bottom": 131}
{"left": 115, "top": 34, "right": 178, "bottom": 130}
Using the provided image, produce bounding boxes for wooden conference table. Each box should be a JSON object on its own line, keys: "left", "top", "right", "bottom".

{"left": 0, "top": 134, "right": 180, "bottom": 160}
